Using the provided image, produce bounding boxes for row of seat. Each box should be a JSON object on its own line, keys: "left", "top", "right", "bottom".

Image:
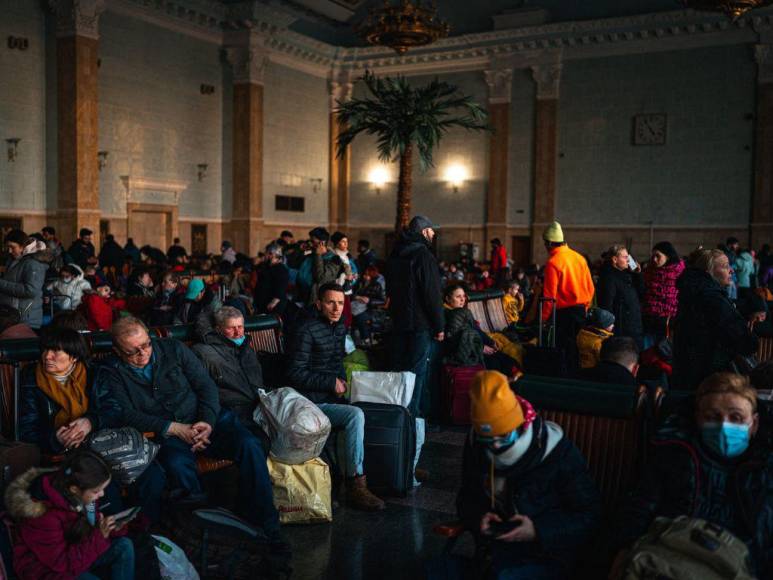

{"left": 466, "top": 289, "right": 508, "bottom": 334}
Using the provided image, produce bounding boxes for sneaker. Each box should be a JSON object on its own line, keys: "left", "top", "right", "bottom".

{"left": 346, "top": 475, "right": 386, "bottom": 511}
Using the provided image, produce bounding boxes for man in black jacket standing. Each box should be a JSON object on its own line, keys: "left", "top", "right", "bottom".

{"left": 386, "top": 215, "right": 445, "bottom": 417}
{"left": 597, "top": 245, "right": 645, "bottom": 349}
{"left": 66, "top": 228, "right": 97, "bottom": 270}
{"left": 286, "top": 283, "right": 385, "bottom": 511}
{"left": 96, "top": 316, "right": 284, "bottom": 546}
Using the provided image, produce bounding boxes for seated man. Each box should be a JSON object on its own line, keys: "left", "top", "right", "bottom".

{"left": 455, "top": 371, "right": 601, "bottom": 579}
{"left": 191, "top": 305, "right": 270, "bottom": 449}
{"left": 577, "top": 336, "right": 639, "bottom": 386}
{"left": 611, "top": 373, "right": 772, "bottom": 578}
{"left": 286, "top": 282, "right": 385, "bottom": 511}
{"left": 95, "top": 316, "right": 285, "bottom": 547}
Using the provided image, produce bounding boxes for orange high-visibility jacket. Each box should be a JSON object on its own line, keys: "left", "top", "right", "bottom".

{"left": 542, "top": 244, "right": 595, "bottom": 320}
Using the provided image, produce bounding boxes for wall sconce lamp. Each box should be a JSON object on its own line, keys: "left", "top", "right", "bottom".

{"left": 309, "top": 177, "right": 323, "bottom": 193}
{"left": 97, "top": 150, "right": 109, "bottom": 171}
{"left": 197, "top": 163, "right": 208, "bottom": 182}
{"left": 368, "top": 166, "right": 389, "bottom": 194}
{"left": 444, "top": 164, "right": 468, "bottom": 193}
{"left": 6, "top": 138, "right": 20, "bottom": 162}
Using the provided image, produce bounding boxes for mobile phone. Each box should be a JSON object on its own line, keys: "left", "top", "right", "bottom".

{"left": 112, "top": 506, "right": 141, "bottom": 526}
{"left": 627, "top": 255, "right": 638, "bottom": 270}
{"left": 488, "top": 519, "right": 522, "bottom": 536}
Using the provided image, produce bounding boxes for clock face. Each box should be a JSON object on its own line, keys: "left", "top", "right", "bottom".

{"left": 633, "top": 114, "right": 667, "bottom": 146}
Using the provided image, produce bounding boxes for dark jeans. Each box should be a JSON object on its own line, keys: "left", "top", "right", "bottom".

{"left": 156, "top": 409, "right": 279, "bottom": 534}
{"left": 77, "top": 537, "right": 135, "bottom": 580}
{"left": 101, "top": 462, "right": 166, "bottom": 523}
{"left": 391, "top": 330, "right": 434, "bottom": 417}
{"left": 353, "top": 311, "right": 374, "bottom": 340}
{"left": 555, "top": 306, "right": 587, "bottom": 372}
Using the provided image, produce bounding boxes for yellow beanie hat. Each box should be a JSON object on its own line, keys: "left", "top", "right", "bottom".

{"left": 542, "top": 221, "right": 564, "bottom": 243}
{"left": 470, "top": 371, "right": 524, "bottom": 436}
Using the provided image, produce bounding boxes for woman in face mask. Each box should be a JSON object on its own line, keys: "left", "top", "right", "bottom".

{"left": 48, "top": 264, "right": 92, "bottom": 311}
{"left": 612, "top": 372, "right": 772, "bottom": 578}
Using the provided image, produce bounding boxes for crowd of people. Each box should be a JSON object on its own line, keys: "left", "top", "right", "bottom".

{"left": 0, "top": 217, "right": 770, "bottom": 579}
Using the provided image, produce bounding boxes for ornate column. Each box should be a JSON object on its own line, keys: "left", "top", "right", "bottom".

{"left": 483, "top": 66, "right": 513, "bottom": 251}
{"left": 328, "top": 70, "right": 353, "bottom": 232}
{"left": 225, "top": 30, "right": 267, "bottom": 256}
{"left": 530, "top": 61, "right": 562, "bottom": 263}
{"left": 50, "top": 0, "right": 104, "bottom": 246}
{"left": 753, "top": 43, "right": 773, "bottom": 248}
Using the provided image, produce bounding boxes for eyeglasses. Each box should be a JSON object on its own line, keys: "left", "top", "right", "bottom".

{"left": 117, "top": 339, "right": 152, "bottom": 358}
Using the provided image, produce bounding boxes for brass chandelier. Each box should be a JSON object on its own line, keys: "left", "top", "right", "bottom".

{"left": 682, "top": 0, "right": 773, "bottom": 19}
{"left": 356, "top": 1, "right": 450, "bottom": 55}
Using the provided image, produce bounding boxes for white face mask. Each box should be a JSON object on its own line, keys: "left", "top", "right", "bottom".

{"left": 62, "top": 277, "right": 72, "bottom": 283}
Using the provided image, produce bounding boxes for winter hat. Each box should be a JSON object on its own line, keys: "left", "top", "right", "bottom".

{"left": 331, "top": 231, "right": 347, "bottom": 246}
{"left": 185, "top": 278, "right": 205, "bottom": 300}
{"left": 408, "top": 215, "right": 438, "bottom": 233}
{"left": 470, "top": 371, "right": 524, "bottom": 437}
{"left": 588, "top": 307, "right": 615, "bottom": 329}
{"left": 542, "top": 221, "right": 564, "bottom": 243}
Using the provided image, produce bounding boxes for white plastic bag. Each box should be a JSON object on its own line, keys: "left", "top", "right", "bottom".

{"left": 254, "top": 387, "right": 332, "bottom": 465}
{"left": 152, "top": 535, "right": 199, "bottom": 580}
{"left": 350, "top": 371, "right": 416, "bottom": 408}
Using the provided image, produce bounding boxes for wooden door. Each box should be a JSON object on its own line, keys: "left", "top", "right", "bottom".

{"left": 191, "top": 224, "right": 207, "bottom": 256}
{"left": 511, "top": 236, "right": 531, "bottom": 269}
{"left": 131, "top": 211, "right": 168, "bottom": 250}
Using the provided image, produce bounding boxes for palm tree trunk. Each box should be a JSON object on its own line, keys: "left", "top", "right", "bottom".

{"left": 395, "top": 142, "right": 413, "bottom": 232}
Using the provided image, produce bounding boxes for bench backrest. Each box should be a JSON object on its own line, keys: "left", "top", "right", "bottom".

{"left": 758, "top": 336, "right": 773, "bottom": 363}
{"left": 513, "top": 376, "right": 648, "bottom": 515}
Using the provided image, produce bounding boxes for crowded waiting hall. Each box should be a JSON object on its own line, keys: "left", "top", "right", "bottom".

{"left": 1, "top": 0, "right": 772, "bottom": 578}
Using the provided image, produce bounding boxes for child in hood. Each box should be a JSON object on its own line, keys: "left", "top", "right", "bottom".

{"left": 80, "top": 281, "right": 126, "bottom": 332}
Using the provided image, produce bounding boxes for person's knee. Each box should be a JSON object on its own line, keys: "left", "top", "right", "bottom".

{"left": 345, "top": 405, "right": 365, "bottom": 429}
{"left": 112, "top": 537, "right": 134, "bottom": 561}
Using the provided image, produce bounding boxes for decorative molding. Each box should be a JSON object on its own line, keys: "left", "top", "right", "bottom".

{"left": 329, "top": 68, "right": 353, "bottom": 109}
{"left": 50, "top": 0, "right": 105, "bottom": 39}
{"left": 119, "top": 175, "right": 188, "bottom": 204}
{"left": 531, "top": 62, "right": 562, "bottom": 100}
{"left": 484, "top": 66, "right": 513, "bottom": 104}
{"left": 224, "top": 28, "right": 270, "bottom": 85}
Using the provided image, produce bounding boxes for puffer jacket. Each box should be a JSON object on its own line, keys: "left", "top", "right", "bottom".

{"left": 457, "top": 417, "right": 601, "bottom": 573}
{"left": 48, "top": 264, "right": 91, "bottom": 309}
{"left": 444, "top": 307, "right": 484, "bottom": 366}
{"left": 597, "top": 263, "right": 644, "bottom": 340}
{"left": 286, "top": 313, "right": 346, "bottom": 404}
{"left": 191, "top": 327, "right": 264, "bottom": 421}
{"left": 642, "top": 260, "right": 685, "bottom": 320}
{"left": 672, "top": 268, "right": 757, "bottom": 390}
{"left": 6, "top": 468, "right": 126, "bottom": 580}
{"left": 17, "top": 363, "right": 122, "bottom": 455}
{"left": 385, "top": 230, "right": 444, "bottom": 334}
{"left": 0, "top": 240, "right": 52, "bottom": 329}
{"left": 735, "top": 251, "right": 756, "bottom": 289}
{"left": 94, "top": 338, "right": 220, "bottom": 434}
{"left": 613, "top": 414, "right": 772, "bottom": 578}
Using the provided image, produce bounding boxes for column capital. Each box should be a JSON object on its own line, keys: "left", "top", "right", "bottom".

{"left": 225, "top": 29, "right": 270, "bottom": 85}
{"left": 755, "top": 44, "right": 773, "bottom": 85}
{"left": 329, "top": 69, "right": 353, "bottom": 110}
{"left": 484, "top": 68, "right": 513, "bottom": 105}
{"left": 530, "top": 63, "right": 562, "bottom": 100}
{"left": 49, "top": 0, "right": 104, "bottom": 40}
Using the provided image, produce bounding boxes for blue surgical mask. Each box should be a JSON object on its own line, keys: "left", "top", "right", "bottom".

{"left": 477, "top": 429, "right": 519, "bottom": 454}
{"left": 701, "top": 422, "right": 751, "bottom": 458}
{"left": 229, "top": 336, "right": 246, "bottom": 347}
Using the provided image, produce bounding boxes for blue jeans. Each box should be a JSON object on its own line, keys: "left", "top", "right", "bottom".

{"left": 391, "top": 330, "right": 434, "bottom": 417}
{"left": 317, "top": 403, "right": 364, "bottom": 478}
{"left": 77, "top": 537, "right": 134, "bottom": 580}
{"left": 156, "top": 409, "right": 280, "bottom": 535}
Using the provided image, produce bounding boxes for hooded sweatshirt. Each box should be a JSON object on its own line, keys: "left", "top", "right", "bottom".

{"left": 48, "top": 264, "right": 91, "bottom": 309}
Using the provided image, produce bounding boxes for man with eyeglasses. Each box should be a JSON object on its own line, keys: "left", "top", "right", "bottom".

{"left": 447, "top": 371, "right": 600, "bottom": 580}
{"left": 94, "top": 316, "right": 287, "bottom": 553}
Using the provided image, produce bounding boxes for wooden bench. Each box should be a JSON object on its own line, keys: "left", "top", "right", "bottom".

{"left": 757, "top": 336, "right": 773, "bottom": 363}
{"left": 0, "top": 314, "right": 284, "bottom": 475}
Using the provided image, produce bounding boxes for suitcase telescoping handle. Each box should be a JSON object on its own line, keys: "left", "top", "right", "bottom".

{"left": 537, "top": 297, "right": 557, "bottom": 348}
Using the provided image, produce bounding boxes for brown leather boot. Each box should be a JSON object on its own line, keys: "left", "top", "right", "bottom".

{"left": 346, "top": 475, "right": 386, "bottom": 511}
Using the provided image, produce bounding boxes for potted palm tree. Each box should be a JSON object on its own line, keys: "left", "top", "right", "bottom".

{"left": 335, "top": 71, "right": 489, "bottom": 232}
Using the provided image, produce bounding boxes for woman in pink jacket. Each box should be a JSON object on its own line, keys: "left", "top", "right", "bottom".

{"left": 642, "top": 241, "right": 685, "bottom": 347}
{"left": 6, "top": 450, "right": 134, "bottom": 580}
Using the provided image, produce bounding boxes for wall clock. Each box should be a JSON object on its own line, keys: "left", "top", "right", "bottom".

{"left": 633, "top": 113, "right": 667, "bottom": 146}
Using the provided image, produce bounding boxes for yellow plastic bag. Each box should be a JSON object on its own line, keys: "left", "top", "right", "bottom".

{"left": 268, "top": 457, "right": 333, "bottom": 524}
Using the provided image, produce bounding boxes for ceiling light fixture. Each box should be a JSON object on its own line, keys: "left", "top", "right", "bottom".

{"left": 682, "top": 0, "right": 773, "bottom": 20}
{"left": 356, "top": 1, "right": 450, "bottom": 55}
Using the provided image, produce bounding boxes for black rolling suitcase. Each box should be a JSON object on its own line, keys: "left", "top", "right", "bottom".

{"left": 524, "top": 297, "right": 569, "bottom": 378}
{"left": 353, "top": 402, "right": 415, "bottom": 497}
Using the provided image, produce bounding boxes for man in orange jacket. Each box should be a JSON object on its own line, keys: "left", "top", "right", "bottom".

{"left": 541, "top": 221, "right": 595, "bottom": 370}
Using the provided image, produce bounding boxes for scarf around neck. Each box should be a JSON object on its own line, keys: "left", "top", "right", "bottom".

{"left": 35, "top": 361, "right": 89, "bottom": 428}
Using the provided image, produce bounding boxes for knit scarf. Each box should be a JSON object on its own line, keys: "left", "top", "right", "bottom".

{"left": 35, "top": 362, "right": 89, "bottom": 428}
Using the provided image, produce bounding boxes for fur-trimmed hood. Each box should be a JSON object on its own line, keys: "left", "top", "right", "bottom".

{"left": 5, "top": 467, "right": 57, "bottom": 521}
